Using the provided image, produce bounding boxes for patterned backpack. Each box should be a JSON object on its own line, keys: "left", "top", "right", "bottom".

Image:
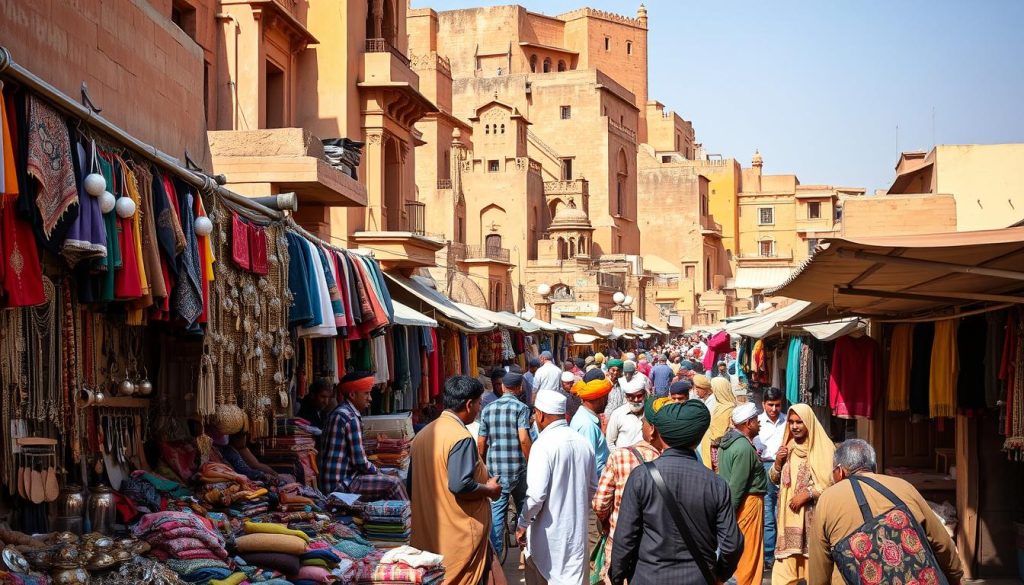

{"left": 829, "top": 476, "right": 949, "bottom": 585}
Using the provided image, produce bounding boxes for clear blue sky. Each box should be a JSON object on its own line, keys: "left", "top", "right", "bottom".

{"left": 413, "top": 0, "right": 1024, "bottom": 192}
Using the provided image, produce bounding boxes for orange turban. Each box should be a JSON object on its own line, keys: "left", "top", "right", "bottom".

{"left": 573, "top": 378, "right": 613, "bottom": 400}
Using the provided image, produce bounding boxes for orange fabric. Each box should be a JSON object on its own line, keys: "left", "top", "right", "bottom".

{"left": 573, "top": 378, "right": 613, "bottom": 400}
{"left": 734, "top": 494, "right": 764, "bottom": 585}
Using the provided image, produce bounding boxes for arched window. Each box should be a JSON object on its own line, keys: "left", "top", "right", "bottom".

{"left": 557, "top": 60, "right": 566, "bottom": 72}
{"left": 626, "top": 41, "right": 632, "bottom": 55}
{"left": 485, "top": 124, "right": 490, "bottom": 135}
{"left": 530, "top": 54, "right": 537, "bottom": 72}
{"left": 500, "top": 124, "right": 505, "bottom": 134}
{"left": 705, "top": 259, "right": 712, "bottom": 291}
{"left": 485, "top": 233, "right": 502, "bottom": 250}
{"left": 578, "top": 237, "right": 585, "bottom": 255}
{"left": 542, "top": 58, "right": 551, "bottom": 73}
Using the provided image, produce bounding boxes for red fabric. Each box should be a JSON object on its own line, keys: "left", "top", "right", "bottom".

{"left": 113, "top": 214, "right": 143, "bottom": 299}
{"left": 249, "top": 224, "right": 268, "bottom": 275}
{"left": 0, "top": 196, "right": 45, "bottom": 306}
{"left": 702, "top": 330, "right": 731, "bottom": 371}
{"left": 829, "top": 335, "right": 882, "bottom": 419}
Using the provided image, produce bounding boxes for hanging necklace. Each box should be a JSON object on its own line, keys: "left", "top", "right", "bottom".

{"left": 29, "top": 277, "right": 59, "bottom": 431}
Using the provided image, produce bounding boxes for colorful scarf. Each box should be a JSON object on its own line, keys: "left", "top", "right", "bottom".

{"left": 25, "top": 96, "right": 78, "bottom": 238}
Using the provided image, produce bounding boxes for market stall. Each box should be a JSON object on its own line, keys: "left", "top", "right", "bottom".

{"left": 0, "top": 49, "right": 447, "bottom": 585}
{"left": 764, "top": 227, "right": 1024, "bottom": 580}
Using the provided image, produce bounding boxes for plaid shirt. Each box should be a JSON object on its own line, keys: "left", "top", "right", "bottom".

{"left": 320, "top": 401, "right": 378, "bottom": 494}
{"left": 593, "top": 441, "right": 660, "bottom": 536}
{"left": 478, "top": 393, "right": 531, "bottom": 489}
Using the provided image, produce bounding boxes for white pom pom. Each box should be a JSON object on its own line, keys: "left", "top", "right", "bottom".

{"left": 84, "top": 173, "right": 106, "bottom": 197}
{"left": 194, "top": 215, "right": 213, "bottom": 237}
{"left": 115, "top": 196, "right": 136, "bottom": 218}
{"left": 99, "top": 191, "right": 116, "bottom": 214}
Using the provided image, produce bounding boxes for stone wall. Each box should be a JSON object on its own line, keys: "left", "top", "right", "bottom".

{"left": 842, "top": 194, "right": 957, "bottom": 237}
{"left": 2, "top": 0, "right": 213, "bottom": 166}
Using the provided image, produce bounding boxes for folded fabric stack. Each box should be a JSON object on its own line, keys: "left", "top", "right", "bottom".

{"left": 132, "top": 511, "right": 229, "bottom": 565}
{"left": 278, "top": 482, "right": 324, "bottom": 513}
{"left": 355, "top": 546, "right": 444, "bottom": 585}
{"left": 364, "top": 437, "right": 411, "bottom": 475}
{"left": 236, "top": 521, "right": 311, "bottom": 581}
{"left": 197, "top": 462, "right": 271, "bottom": 517}
{"left": 259, "top": 419, "right": 322, "bottom": 485}
{"left": 297, "top": 543, "right": 343, "bottom": 584}
{"left": 360, "top": 500, "right": 411, "bottom": 548}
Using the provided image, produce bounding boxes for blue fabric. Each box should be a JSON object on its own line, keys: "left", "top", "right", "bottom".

{"left": 785, "top": 337, "right": 803, "bottom": 405}
{"left": 570, "top": 407, "right": 609, "bottom": 476}
{"left": 763, "top": 461, "right": 778, "bottom": 563}
{"left": 286, "top": 232, "right": 314, "bottom": 327}
{"left": 459, "top": 334, "right": 470, "bottom": 376}
{"left": 489, "top": 473, "right": 527, "bottom": 557}
{"left": 650, "top": 364, "right": 673, "bottom": 394}
{"left": 302, "top": 240, "right": 323, "bottom": 327}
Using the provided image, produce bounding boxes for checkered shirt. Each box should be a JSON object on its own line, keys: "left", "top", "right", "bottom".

{"left": 478, "top": 393, "right": 531, "bottom": 489}
{"left": 593, "top": 441, "right": 661, "bottom": 536}
{"left": 320, "top": 401, "right": 378, "bottom": 494}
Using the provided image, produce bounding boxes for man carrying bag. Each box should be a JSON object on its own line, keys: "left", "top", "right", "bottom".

{"left": 609, "top": 397, "right": 742, "bottom": 585}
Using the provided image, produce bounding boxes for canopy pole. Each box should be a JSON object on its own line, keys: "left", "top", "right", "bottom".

{"left": 837, "top": 248, "right": 1024, "bottom": 281}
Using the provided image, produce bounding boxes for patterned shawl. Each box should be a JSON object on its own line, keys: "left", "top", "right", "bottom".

{"left": 26, "top": 96, "right": 78, "bottom": 238}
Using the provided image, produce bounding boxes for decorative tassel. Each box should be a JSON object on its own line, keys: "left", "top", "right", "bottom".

{"left": 197, "top": 353, "right": 216, "bottom": 417}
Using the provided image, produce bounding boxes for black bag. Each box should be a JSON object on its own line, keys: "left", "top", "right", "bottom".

{"left": 829, "top": 476, "right": 949, "bottom": 585}
{"left": 642, "top": 462, "right": 716, "bottom": 585}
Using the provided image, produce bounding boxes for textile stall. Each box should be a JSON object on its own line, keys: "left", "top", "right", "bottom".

{"left": 764, "top": 227, "right": 1024, "bottom": 580}
{"left": 0, "top": 49, "right": 447, "bottom": 585}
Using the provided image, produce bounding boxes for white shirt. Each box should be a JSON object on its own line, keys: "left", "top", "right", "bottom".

{"left": 605, "top": 404, "right": 645, "bottom": 449}
{"left": 757, "top": 411, "right": 787, "bottom": 461}
{"left": 518, "top": 419, "right": 597, "bottom": 585}
{"left": 533, "top": 361, "right": 562, "bottom": 393}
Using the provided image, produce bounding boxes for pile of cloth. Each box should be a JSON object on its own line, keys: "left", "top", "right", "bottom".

{"left": 277, "top": 482, "right": 324, "bottom": 513}
{"left": 235, "top": 521, "right": 312, "bottom": 580}
{"left": 363, "top": 437, "right": 411, "bottom": 475}
{"left": 258, "top": 419, "right": 322, "bottom": 485}
{"left": 132, "top": 511, "right": 229, "bottom": 564}
{"left": 359, "top": 500, "right": 411, "bottom": 548}
{"left": 197, "top": 463, "right": 271, "bottom": 517}
{"left": 355, "top": 546, "right": 444, "bottom": 585}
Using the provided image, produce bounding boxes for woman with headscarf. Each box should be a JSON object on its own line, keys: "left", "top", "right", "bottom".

{"left": 768, "top": 404, "right": 835, "bottom": 585}
{"left": 698, "top": 377, "right": 738, "bottom": 470}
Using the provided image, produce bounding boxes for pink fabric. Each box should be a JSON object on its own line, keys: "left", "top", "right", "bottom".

{"left": 829, "top": 335, "right": 881, "bottom": 419}
{"left": 297, "top": 566, "right": 331, "bottom": 582}
{"left": 703, "top": 330, "right": 731, "bottom": 371}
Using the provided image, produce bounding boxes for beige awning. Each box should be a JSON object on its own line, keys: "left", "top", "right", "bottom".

{"left": 731, "top": 266, "right": 796, "bottom": 290}
{"left": 765, "top": 227, "right": 1024, "bottom": 318}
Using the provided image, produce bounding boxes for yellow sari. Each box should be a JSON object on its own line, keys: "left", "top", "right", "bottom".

{"left": 699, "top": 377, "right": 737, "bottom": 469}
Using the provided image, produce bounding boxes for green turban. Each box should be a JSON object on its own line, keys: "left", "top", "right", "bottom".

{"left": 607, "top": 358, "right": 624, "bottom": 369}
{"left": 644, "top": 396, "right": 711, "bottom": 450}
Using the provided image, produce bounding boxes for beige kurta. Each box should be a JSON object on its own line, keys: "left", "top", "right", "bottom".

{"left": 410, "top": 412, "right": 491, "bottom": 585}
{"left": 807, "top": 472, "right": 963, "bottom": 585}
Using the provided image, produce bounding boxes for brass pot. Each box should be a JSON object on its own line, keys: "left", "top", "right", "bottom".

{"left": 86, "top": 486, "right": 116, "bottom": 535}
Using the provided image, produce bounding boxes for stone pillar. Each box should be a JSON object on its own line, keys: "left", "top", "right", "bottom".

{"left": 612, "top": 306, "right": 634, "bottom": 331}
{"left": 535, "top": 300, "right": 552, "bottom": 324}
{"left": 363, "top": 131, "right": 385, "bottom": 231}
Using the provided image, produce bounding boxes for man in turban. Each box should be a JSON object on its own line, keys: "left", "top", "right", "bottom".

{"left": 321, "top": 371, "right": 408, "bottom": 501}
{"left": 609, "top": 398, "right": 742, "bottom": 585}
{"left": 606, "top": 358, "right": 624, "bottom": 386}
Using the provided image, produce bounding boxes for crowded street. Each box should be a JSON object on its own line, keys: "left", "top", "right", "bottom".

{"left": 0, "top": 0, "right": 1022, "bottom": 584}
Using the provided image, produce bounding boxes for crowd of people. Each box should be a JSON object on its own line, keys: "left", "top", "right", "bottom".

{"left": 309, "top": 335, "right": 966, "bottom": 585}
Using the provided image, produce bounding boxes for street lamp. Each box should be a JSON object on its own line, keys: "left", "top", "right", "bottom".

{"left": 613, "top": 291, "right": 626, "bottom": 305}
{"left": 537, "top": 283, "right": 551, "bottom": 297}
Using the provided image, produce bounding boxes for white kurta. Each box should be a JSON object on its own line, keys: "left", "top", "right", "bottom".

{"left": 518, "top": 419, "right": 597, "bottom": 585}
{"left": 605, "top": 404, "right": 645, "bottom": 449}
{"left": 532, "top": 361, "right": 562, "bottom": 393}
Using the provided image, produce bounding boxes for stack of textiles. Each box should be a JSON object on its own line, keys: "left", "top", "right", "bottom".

{"left": 363, "top": 437, "right": 411, "bottom": 475}
{"left": 296, "top": 542, "right": 344, "bottom": 584}
{"left": 355, "top": 546, "right": 444, "bottom": 585}
{"left": 278, "top": 482, "right": 324, "bottom": 512}
{"left": 359, "top": 500, "right": 411, "bottom": 548}
{"left": 235, "top": 521, "right": 311, "bottom": 580}
{"left": 132, "top": 511, "right": 229, "bottom": 564}
{"left": 258, "top": 419, "right": 322, "bottom": 485}
{"left": 197, "top": 463, "right": 271, "bottom": 517}
{"left": 120, "top": 470, "right": 194, "bottom": 512}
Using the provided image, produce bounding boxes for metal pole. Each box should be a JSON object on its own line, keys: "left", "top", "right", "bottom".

{"left": 0, "top": 46, "right": 284, "bottom": 220}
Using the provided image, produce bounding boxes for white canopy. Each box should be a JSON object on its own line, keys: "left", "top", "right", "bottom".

{"left": 392, "top": 300, "right": 438, "bottom": 328}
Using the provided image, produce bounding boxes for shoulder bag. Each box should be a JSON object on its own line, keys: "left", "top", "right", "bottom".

{"left": 642, "top": 461, "right": 716, "bottom": 585}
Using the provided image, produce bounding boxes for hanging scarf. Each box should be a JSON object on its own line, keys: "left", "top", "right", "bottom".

{"left": 25, "top": 96, "right": 78, "bottom": 238}
{"left": 775, "top": 403, "right": 835, "bottom": 559}
{"left": 886, "top": 324, "right": 914, "bottom": 411}
{"left": 929, "top": 319, "right": 959, "bottom": 418}
{"left": 172, "top": 184, "right": 203, "bottom": 327}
